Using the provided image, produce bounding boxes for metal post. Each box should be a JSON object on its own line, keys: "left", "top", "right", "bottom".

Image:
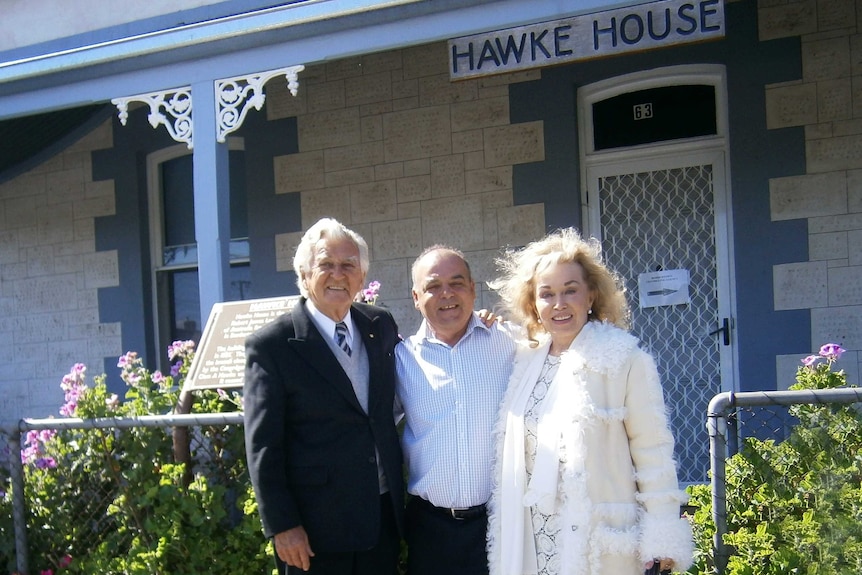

{"left": 6, "top": 427, "right": 28, "bottom": 575}
{"left": 707, "top": 392, "right": 732, "bottom": 575}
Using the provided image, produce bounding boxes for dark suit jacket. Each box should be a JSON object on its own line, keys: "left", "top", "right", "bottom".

{"left": 243, "top": 298, "right": 404, "bottom": 552}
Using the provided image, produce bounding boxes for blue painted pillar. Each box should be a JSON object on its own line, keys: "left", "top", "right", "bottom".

{"left": 191, "top": 79, "right": 230, "bottom": 322}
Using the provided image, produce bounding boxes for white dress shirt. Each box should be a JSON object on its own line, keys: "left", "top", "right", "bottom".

{"left": 396, "top": 313, "right": 519, "bottom": 508}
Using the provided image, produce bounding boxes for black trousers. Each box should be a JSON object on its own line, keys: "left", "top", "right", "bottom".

{"left": 278, "top": 494, "right": 400, "bottom": 575}
{"left": 405, "top": 496, "right": 489, "bottom": 575}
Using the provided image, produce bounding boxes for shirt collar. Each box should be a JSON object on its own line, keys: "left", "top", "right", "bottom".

{"left": 305, "top": 299, "right": 355, "bottom": 343}
{"left": 416, "top": 311, "right": 487, "bottom": 345}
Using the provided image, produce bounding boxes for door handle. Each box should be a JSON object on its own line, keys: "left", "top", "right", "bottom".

{"left": 709, "top": 317, "right": 731, "bottom": 346}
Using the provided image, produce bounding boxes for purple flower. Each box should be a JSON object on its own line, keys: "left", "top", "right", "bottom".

{"left": 217, "top": 388, "right": 230, "bottom": 401}
{"left": 801, "top": 355, "right": 818, "bottom": 367}
{"left": 34, "top": 457, "right": 56, "bottom": 469}
{"left": 170, "top": 361, "right": 182, "bottom": 377}
{"left": 152, "top": 371, "right": 165, "bottom": 384}
{"left": 819, "top": 343, "right": 845, "bottom": 361}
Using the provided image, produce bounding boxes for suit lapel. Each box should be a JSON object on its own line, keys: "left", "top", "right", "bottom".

{"left": 352, "top": 308, "right": 382, "bottom": 413}
{"left": 288, "top": 301, "right": 365, "bottom": 413}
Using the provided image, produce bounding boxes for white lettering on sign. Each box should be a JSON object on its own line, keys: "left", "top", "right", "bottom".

{"left": 448, "top": 0, "right": 724, "bottom": 80}
{"left": 633, "top": 103, "right": 653, "bottom": 120}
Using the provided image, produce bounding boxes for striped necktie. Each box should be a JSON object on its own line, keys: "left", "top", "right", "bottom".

{"left": 334, "top": 322, "right": 352, "bottom": 356}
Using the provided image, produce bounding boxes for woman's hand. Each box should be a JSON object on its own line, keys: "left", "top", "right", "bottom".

{"left": 644, "top": 558, "right": 674, "bottom": 574}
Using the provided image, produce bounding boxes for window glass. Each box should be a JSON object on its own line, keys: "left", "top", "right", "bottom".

{"left": 592, "top": 85, "right": 717, "bottom": 151}
{"left": 160, "top": 151, "right": 248, "bottom": 265}
{"left": 166, "top": 264, "right": 251, "bottom": 345}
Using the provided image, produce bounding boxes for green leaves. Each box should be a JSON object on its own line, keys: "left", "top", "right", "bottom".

{"left": 687, "top": 350, "right": 862, "bottom": 574}
{"left": 0, "top": 345, "right": 273, "bottom": 575}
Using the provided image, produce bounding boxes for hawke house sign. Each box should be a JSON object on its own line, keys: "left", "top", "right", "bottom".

{"left": 448, "top": 0, "right": 724, "bottom": 80}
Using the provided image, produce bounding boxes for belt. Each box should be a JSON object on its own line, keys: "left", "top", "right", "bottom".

{"left": 414, "top": 496, "right": 486, "bottom": 521}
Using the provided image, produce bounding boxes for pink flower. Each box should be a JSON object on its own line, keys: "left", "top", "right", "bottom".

{"left": 21, "top": 445, "right": 38, "bottom": 464}
{"left": 58, "top": 554, "right": 73, "bottom": 568}
{"left": 37, "top": 430, "right": 56, "bottom": 443}
{"left": 359, "top": 280, "right": 381, "bottom": 304}
{"left": 117, "top": 351, "right": 137, "bottom": 369}
{"left": 801, "top": 355, "right": 818, "bottom": 367}
{"left": 167, "top": 340, "right": 196, "bottom": 362}
{"left": 41, "top": 570, "right": 53, "bottom": 575}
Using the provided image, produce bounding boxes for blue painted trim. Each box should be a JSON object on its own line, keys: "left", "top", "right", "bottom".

{"left": 0, "top": 0, "right": 640, "bottom": 118}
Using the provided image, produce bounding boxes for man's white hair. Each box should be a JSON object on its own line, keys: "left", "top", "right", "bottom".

{"left": 293, "top": 218, "right": 369, "bottom": 298}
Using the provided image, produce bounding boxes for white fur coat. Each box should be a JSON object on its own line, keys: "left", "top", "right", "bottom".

{"left": 486, "top": 321, "right": 694, "bottom": 575}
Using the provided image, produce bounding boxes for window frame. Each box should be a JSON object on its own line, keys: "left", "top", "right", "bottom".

{"left": 146, "top": 139, "right": 247, "bottom": 366}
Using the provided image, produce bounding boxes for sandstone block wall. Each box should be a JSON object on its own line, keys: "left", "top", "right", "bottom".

{"left": 763, "top": 0, "right": 862, "bottom": 388}
{"left": 266, "top": 42, "right": 547, "bottom": 334}
{"left": 0, "top": 121, "right": 121, "bottom": 421}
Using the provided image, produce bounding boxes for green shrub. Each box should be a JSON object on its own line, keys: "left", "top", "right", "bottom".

{"left": 0, "top": 343, "right": 273, "bottom": 575}
{"left": 687, "top": 344, "right": 862, "bottom": 575}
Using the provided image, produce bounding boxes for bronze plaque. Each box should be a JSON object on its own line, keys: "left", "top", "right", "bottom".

{"left": 183, "top": 295, "right": 300, "bottom": 391}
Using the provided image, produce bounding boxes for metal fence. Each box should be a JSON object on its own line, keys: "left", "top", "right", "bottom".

{"left": 6, "top": 388, "right": 862, "bottom": 574}
{"left": 707, "top": 387, "right": 862, "bottom": 575}
{"left": 0, "top": 412, "right": 248, "bottom": 575}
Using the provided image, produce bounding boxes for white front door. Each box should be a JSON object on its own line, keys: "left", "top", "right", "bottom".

{"left": 585, "top": 149, "right": 736, "bottom": 483}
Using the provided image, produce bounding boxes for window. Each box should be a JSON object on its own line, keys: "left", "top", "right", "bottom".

{"left": 148, "top": 142, "right": 249, "bottom": 369}
{"left": 592, "top": 84, "right": 717, "bottom": 151}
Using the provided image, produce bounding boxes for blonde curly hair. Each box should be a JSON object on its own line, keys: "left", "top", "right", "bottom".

{"left": 490, "top": 227, "right": 630, "bottom": 344}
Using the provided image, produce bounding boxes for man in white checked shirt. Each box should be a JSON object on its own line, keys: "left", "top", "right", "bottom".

{"left": 396, "top": 246, "right": 519, "bottom": 575}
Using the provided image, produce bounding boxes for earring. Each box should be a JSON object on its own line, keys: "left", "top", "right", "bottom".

{"left": 588, "top": 308, "right": 593, "bottom": 315}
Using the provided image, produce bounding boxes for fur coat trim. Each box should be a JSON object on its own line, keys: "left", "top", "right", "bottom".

{"left": 487, "top": 321, "right": 694, "bottom": 575}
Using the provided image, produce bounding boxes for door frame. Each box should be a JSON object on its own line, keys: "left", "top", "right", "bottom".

{"left": 578, "top": 64, "right": 738, "bottom": 394}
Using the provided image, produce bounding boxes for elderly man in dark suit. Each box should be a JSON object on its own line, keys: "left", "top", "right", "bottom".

{"left": 244, "top": 217, "right": 403, "bottom": 575}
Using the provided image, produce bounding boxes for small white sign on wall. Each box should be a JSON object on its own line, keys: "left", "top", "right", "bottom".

{"left": 638, "top": 269, "right": 690, "bottom": 309}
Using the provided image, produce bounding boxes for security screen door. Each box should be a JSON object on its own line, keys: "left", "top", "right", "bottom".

{"left": 586, "top": 151, "right": 734, "bottom": 484}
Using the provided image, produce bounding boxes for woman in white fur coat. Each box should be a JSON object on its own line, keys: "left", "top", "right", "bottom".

{"left": 486, "top": 228, "right": 693, "bottom": 575}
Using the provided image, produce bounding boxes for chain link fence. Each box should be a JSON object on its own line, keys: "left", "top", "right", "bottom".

{"left": 4, "top": 383, "right": 862, "bottom": 574}
{"left": 704, "top": 387, "right": 862, "bottom": 575}
{"left": 0, "top": 412, "right": 268, "bottom": 575}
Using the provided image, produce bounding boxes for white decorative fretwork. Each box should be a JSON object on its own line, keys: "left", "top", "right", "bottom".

{"left": 112, "top": 88, "right": 194, "bottom": 149}
{"left": 215, "top": 65, "right": 304, "bottom": 143}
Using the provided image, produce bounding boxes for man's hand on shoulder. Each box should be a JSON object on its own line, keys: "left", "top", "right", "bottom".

{"left": 275, "top": 526, "right": 315, "bottom": 571}
{"left": 478, "top": 308, "right": 504, "bottom": 326}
